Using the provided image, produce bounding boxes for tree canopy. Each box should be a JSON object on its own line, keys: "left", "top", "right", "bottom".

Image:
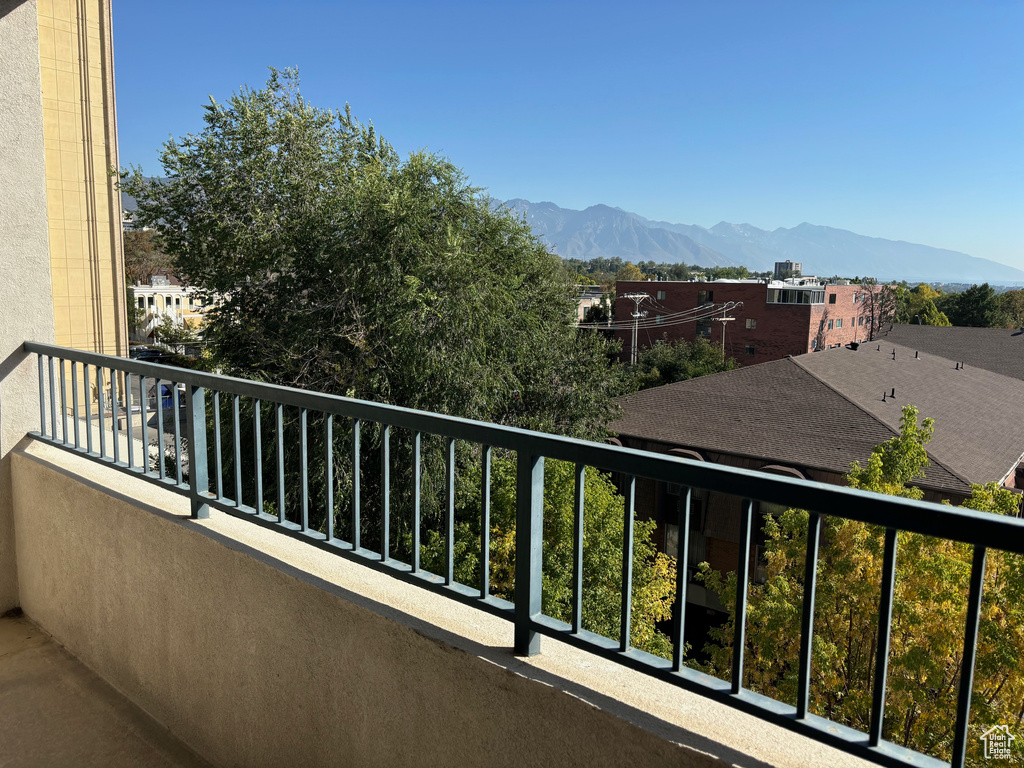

{"left": 630, "top": 336, "right": 737, "bottom": 391}
{"left": 697, "top": 406, "right": 1023, "bottom": 764}
{"left": 121, "top": 69, "right": 622, "bottom": 440}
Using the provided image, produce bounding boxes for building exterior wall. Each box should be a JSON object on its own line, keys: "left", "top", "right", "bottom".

{"left": 38, "top": 0, "right": 125, "bottom": 355}
{"left": 0, "top": 0, "right": 59, "bottom": 613}
{"left": 615, "top": 280, "right": 876, "bottom": 366}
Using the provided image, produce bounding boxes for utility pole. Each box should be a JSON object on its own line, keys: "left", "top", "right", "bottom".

{"left": 622, "top": 292, "right": 649, "bottom": 365}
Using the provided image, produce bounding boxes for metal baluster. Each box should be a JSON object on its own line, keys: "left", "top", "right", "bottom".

{"left": 381, "top": 425, "right": 390, "bottom": 561}
{"left": 37, "top": 354, "right": 46, "bottom": 436}
{"left": 96, "top": 366, "right": 106, "bottom": 459}
{"left": 672, "top": 487, "right": 692, "bottom": 671}
{"left": 480, "top": 445, "right": 492, "bottom": 599}
{"left": 83, "top": 364, "right": 92, "bottom": 455}
{"left": 731, "top": 499, "right": 754, "bottom": 694}
{"left": 138, "top": 374, "right": 146, "bottom": 471}
{"left": 412, "top": 431, "right": 421, "bottom": 572}
{"left": 155, "top": 378, "right": 165, "bottom": 479}
{"left": 796, "top": 511, "right": 823, "bottom": 718}
{"left": 172, "top": 381, "right": 182, "bottom": 484}
{"left": 950, "top": 546, "right": 988, "bottom": 768}
{"left": 571, "top": 462, "right": 585, "bottom": 633}
{"left": 869, "top": 527, "right": 899, "bottom": 745}
{"left": 48, "top": 357, "right": 57, "bottom": 444}
{"left": 213, "top": 392, "right": 223, "bottom": 499}
{"left": 300, "top": 408, "right": 308, "bottom": 531}
{"left": 71, "top": 361, "right": 80, "bottom": 448}
{"left": 325, "top": 413, "right": 333, "bottom": 541}
{"left": 124, "top": 372, "right": 133, "bottom": 468}
{"left": 620, "top": 475, "right": 636, "bottom": 652}
{"left": 444, "top": 437, "right": 455, "bottom": 584}
{"left": 111, "top": 368, "right": 120, "bottom": 464}
{"left": 514, "top": 452, "right": 543, "bottom": 657}
{"left": 352, "top": 418, "right": 361, "bottom": 550}
{"left": 254, "top": 399, "right": 263, "bottom": 516}
{"left": 233, "top": 395, "right": 242, "bottom": 506}
{"left": 59, "top": 358, "right": 68, "bottom": 445}
{"left": 276, "top": 403, "right": 285, "bottom": 524}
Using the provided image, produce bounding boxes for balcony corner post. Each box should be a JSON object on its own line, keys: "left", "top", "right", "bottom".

{"left": 514, "top": 451, "right": 544, "bottom": 657}
{"left": 186, "top": 384, "right": 210, "bottom": 519}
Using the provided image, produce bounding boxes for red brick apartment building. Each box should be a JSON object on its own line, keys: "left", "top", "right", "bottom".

{"left": 615, "top": 278, "right": 877, "bottom": 365}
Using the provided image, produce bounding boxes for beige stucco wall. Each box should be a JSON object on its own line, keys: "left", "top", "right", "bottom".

{"left": 11, "top": 439, "right": 875, "bottom": 768}
{"left": 0, "top": 0, "right": 57, "bottom": 613}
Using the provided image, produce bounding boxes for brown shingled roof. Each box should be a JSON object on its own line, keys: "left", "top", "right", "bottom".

{"left": 611, "top": 343, "right": 1024, "bottom": 496}
{"left": 877, "top": 324, "right": 1024, "bottom": 381}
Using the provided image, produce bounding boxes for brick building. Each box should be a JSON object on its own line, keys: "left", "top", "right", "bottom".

{"left": 615, "top": 278, "right": 877, "bottom": 365}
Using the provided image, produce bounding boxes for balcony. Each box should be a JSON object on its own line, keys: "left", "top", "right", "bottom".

{"left": 4, "top": 342, "right": 1023, "bottom": 767}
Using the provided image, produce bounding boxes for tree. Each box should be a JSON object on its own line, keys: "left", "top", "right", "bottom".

{"left": 946, "top": 283, "right": 1001, "bottom": 328}
{"left": 420, "top": 456, "right": 677, "bottom": 658}
{"left": 616, "top": 262, "right": 646, "bottom": 282}
{"left": 122, "top": 228, "right": 170, "bottom": 285}
{"left": 630, "top": 337, "right": 737, "bottom": 391}
{"left": 697, "top": 406, "right": 1024, "bottom": 764}
{"left": 998, "top": 289, "right": 1024, "bottom": 329}
{"left": 153, "top": 315, "right": 201, "bottom": 353}
{"left": 120, "top": 69, "right": 621, "bottom": 441}
{"left": 860, "top": 279, "right": 903, "bottom": 340}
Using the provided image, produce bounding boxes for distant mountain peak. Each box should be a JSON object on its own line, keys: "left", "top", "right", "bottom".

{"left": 504, "top": 199, "right": 1024, "bottom": 284}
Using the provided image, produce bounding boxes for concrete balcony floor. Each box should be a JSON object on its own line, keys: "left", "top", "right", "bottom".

{"left": 0, "top": 613, "right": 210, "bottom": 768}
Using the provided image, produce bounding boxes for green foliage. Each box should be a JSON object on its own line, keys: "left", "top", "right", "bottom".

{"left": 153, "top": 315, "right": 201, "bottom": 350}
{"left": 630, "top": 336, "right": 737, "bottom": 391}
{"left": 945, "top": 283, "right": 1002, "bottom": 328}
{"left": 122, "top": 228, "right": 171, "bottom": 285}
{"left": 418, "top": 455, "right": 677, "bottom": 658}
{"left": 121, "top": 68, "right": 621, "bottom": 441}
{"left": 616, "top": 262, "right": 646, "bottom": 282}
{"left": 697, "top": 405, "right": 1024, "bottom": 764}
{"left": 997, "top": 289, "right": 1024, "bottom": 329}
{"left": 126, "top": 284, "right": 145, "bottom": 335}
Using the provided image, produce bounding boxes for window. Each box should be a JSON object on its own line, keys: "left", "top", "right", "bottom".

{"left": 697, "top": 290, "right": 713, "bottom": 305}
{"left": 138, "top": 297, "right": 145, "bottom": 309}
{"left": 697, "top": 320, "right": 712, "bottom": 338}
{"left": 656, "top": 290, "right": 666, "bottom": 300}
{"left": 147, "top": 297, "right": 154, "bottom": 307}
{"left": 850, "top": 317, "right": 854, "bottom": 328}
{"left": 745, "top": 318, "right": 756, "bottom": 329}
{"left": 858, "top": 316, "right": 864, "bottom": 326}
{"left": 828, "top": 294, "right": 837, "bottom": 304}
{"left": 827, "top": 319, "right": 834, "bottom": 330}
{"left": 836, "top": 319, "right": 843, "bottom": 328}
{"left": 854, "top": 293, "right": 860, "bottom": 303}
{"left": 744, "top": 345, "right": 756, "bottom": 355}
{"left": 655, "top": 315, "right": 664, "bottom": 324}
{"left": 811, "top": 338, "right": 818, "bottom": 350}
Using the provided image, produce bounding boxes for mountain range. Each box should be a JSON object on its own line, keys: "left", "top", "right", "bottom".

{"left": 503, "top": 199, "right": 1024, "bottom": 285}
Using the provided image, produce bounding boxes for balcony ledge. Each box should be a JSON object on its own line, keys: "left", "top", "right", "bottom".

{"left": 10, "top": 437, "right": 876, "bottom": 768}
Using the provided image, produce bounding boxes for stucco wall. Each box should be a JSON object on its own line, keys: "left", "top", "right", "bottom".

{"left": 11, "top": 440, "right": 874, "bottom": 768}
{"left": 0, "top": 0, "right": 57, "bottom": 613}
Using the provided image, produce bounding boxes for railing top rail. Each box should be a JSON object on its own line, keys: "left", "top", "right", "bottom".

{"left": 26, "top": 340, "right": 1024, "bottom": 553}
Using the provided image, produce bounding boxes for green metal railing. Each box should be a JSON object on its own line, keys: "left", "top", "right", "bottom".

{"left": 24, "top": 341, "right": 1024, "bottom": 768}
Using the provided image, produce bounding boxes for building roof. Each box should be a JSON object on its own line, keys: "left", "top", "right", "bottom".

{"left": 876, "top": 324, "right": 1024, "bottom": 382}
{"left": 611, "top": 342, "right": 1024, "bottom": 496}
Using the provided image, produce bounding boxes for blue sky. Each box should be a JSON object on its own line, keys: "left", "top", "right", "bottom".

{"left": 113, "top": 1, "right": 1023, "bottom": 269}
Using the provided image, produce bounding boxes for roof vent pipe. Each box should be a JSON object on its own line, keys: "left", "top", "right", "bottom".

{"left": 891, "top": 388, "right": 895, "bottom": 398}
{"left": 915, "top": 350, "right": 919, "bottom": 359}
{"left": 883, "top": 392, "right": 887, "bottom": 401}
{"left": 956, "top": 362, "right": 961, "bottom": 370}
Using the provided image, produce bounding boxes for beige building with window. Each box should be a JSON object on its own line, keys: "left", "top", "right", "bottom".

{"left": 33, "top": 0, "right": 126, "bottom": 354}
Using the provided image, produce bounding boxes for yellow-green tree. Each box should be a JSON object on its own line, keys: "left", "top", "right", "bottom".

{"left": 421, "top": 455, "right": 677, "bottom": 658}
{"left": 697, "top": 406, "right": 1023, "bottom": 765}
{"left": 615, "top": 262, "right": 646, "bottom": 282}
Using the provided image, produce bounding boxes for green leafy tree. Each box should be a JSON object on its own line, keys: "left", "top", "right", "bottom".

{"left": 419, "top": 455, "right": 677, "bottom": 658}
{"left": 947, "top": 283, "right": 1001, "bottom": 328}
{"left": 120, "top": 68, "right": 621, "bottom": 441}
{"left": 153, "top": 315, "right": 201, "bottom": 352}
{"left": 630, "top": 337, "right": 737, "bottom": 391}
{"left": 697, "top": 405, "right": 1023, "bottom": 764}
{"left": 998, "top": 289, "right": 1024, "bottom": 329}
{"left": 122, "top": 228, "right": 171, "bottom": 285}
